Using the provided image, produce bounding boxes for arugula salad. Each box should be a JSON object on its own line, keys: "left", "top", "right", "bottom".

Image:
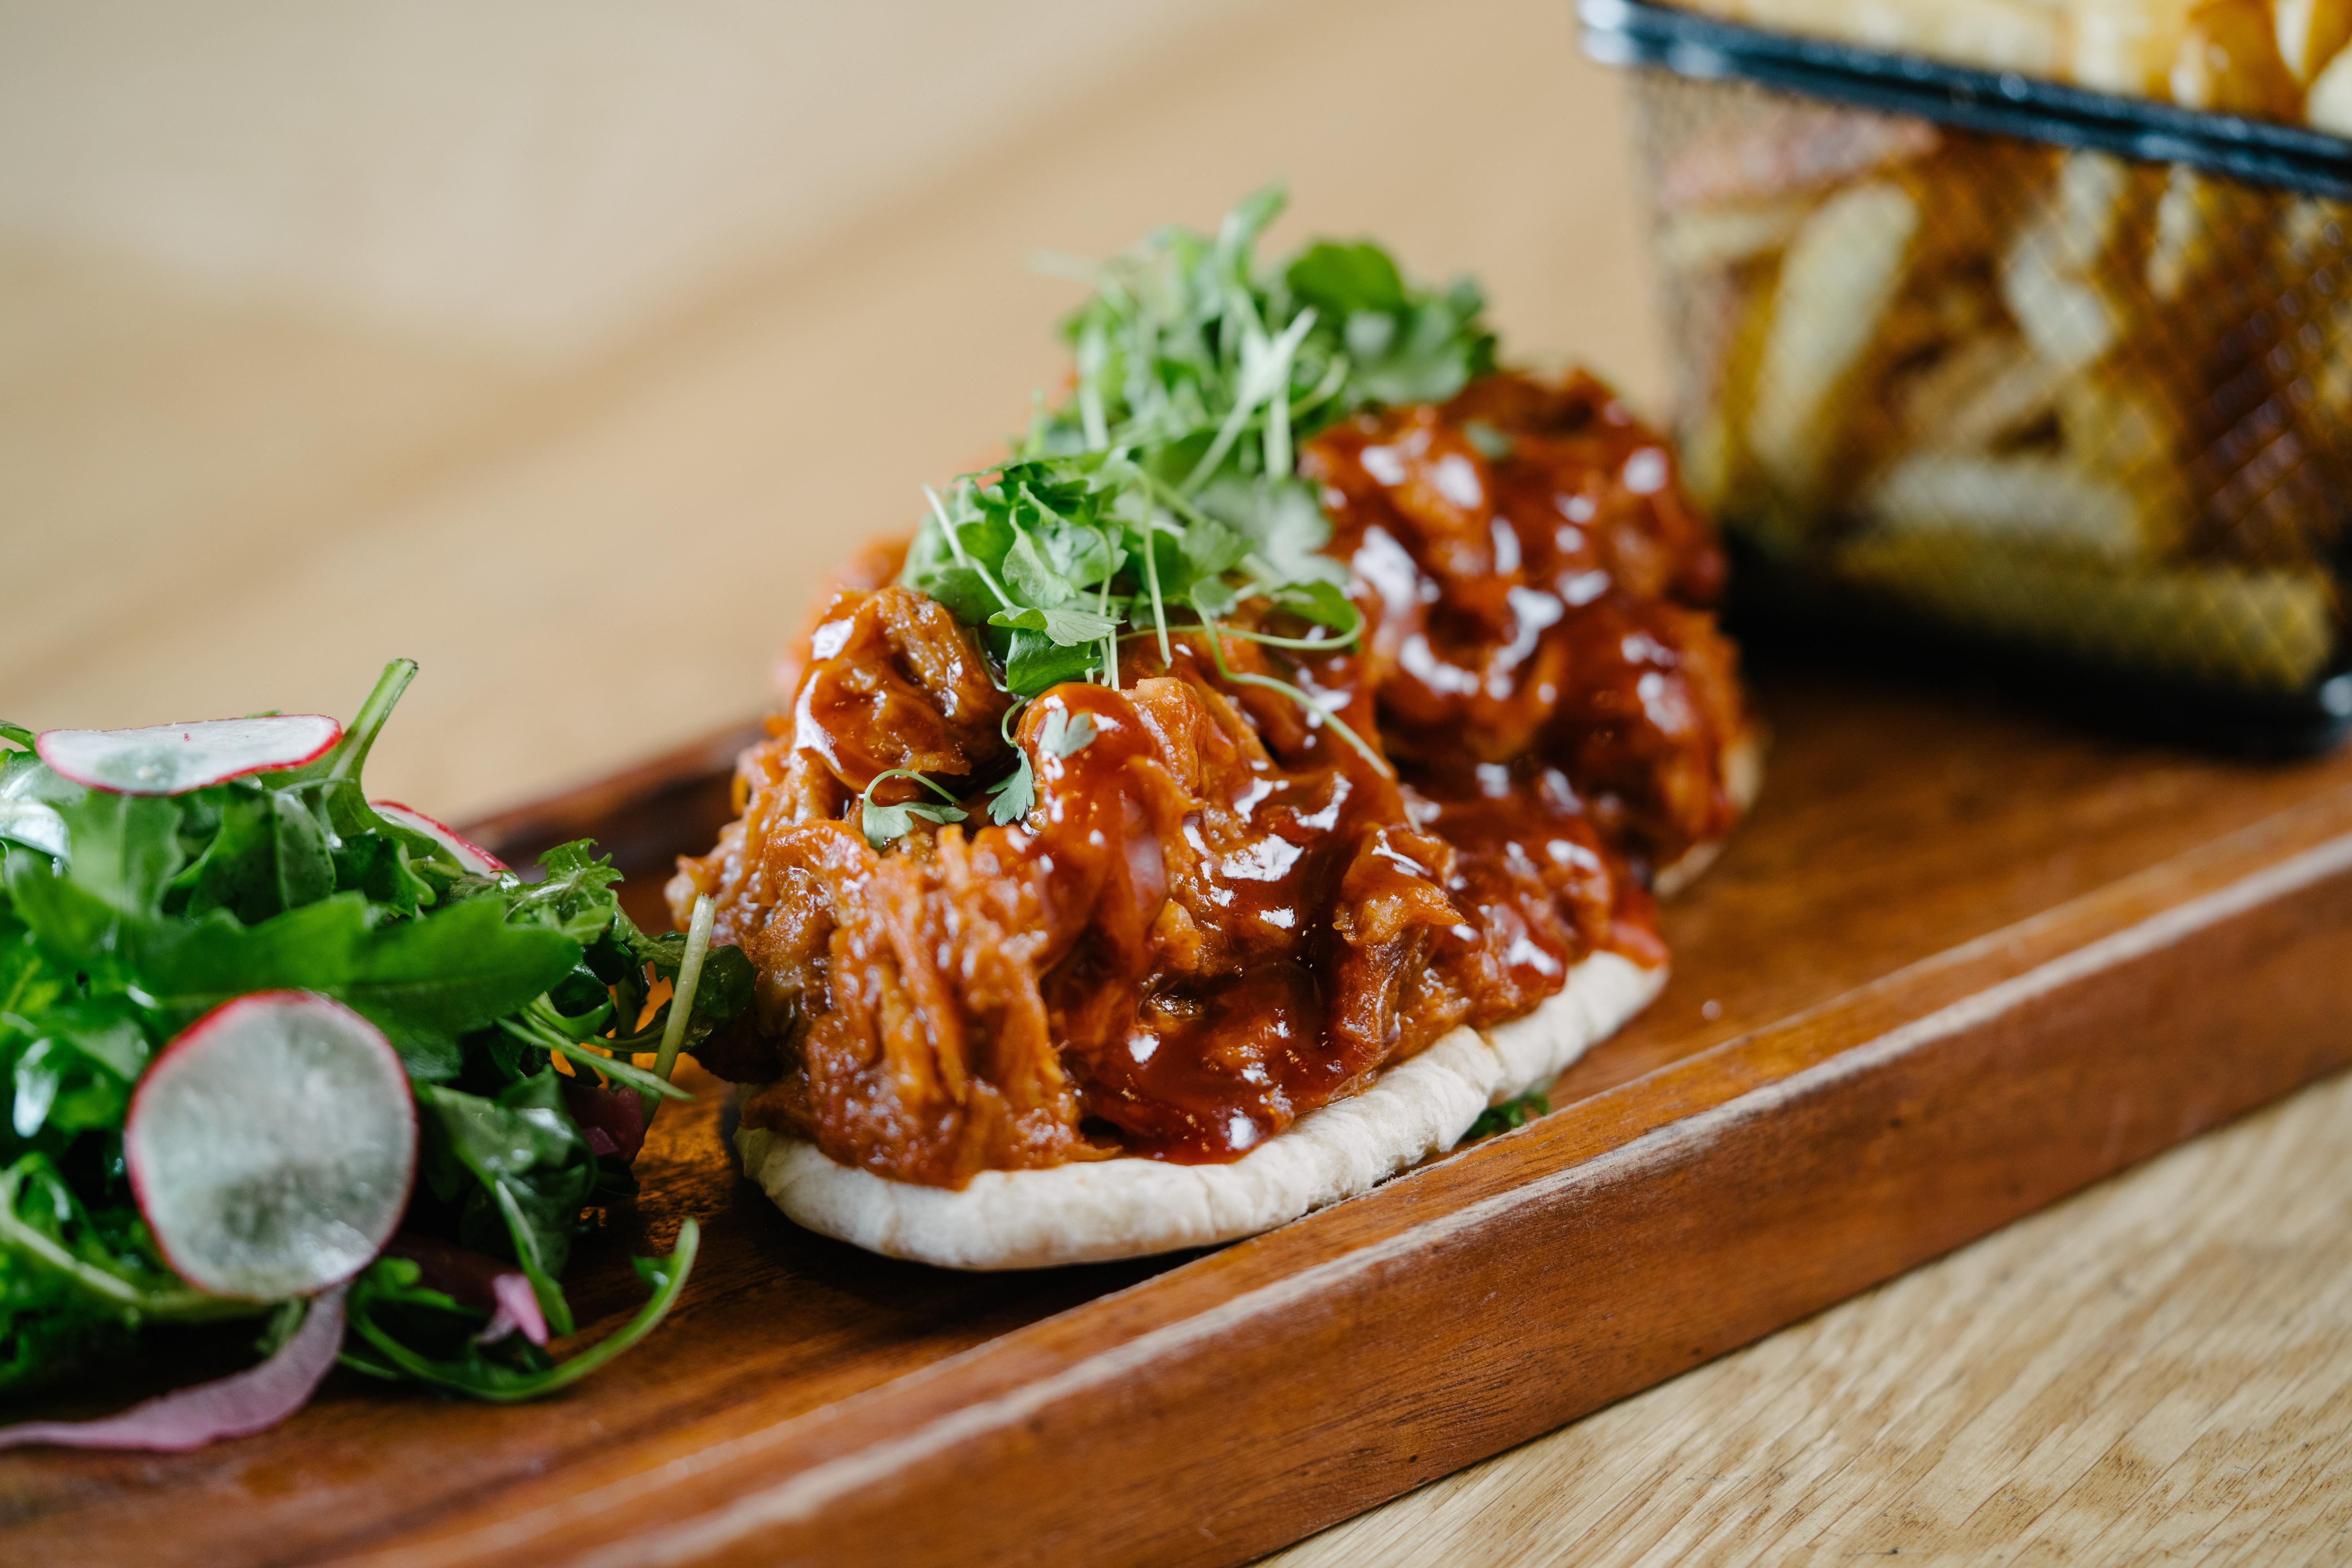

{"left": 884, "top": 185, "right": 1495, "bottom": 840}
{"left": 0, "top": 660, "right": 748, "bottom": 1447}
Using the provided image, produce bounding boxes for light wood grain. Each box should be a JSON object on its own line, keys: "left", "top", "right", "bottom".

{"left": 1265, "top": 1066, "right": 2352, "bottom": 1568}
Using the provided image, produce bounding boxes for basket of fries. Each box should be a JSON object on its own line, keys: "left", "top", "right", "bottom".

{"left": 1581, "top": 0, "right": 2352, "bottom": 747}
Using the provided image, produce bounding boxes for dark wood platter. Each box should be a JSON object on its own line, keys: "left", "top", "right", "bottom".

{"left": 6, "top": 655, "right": 2351, "bottom": 1568}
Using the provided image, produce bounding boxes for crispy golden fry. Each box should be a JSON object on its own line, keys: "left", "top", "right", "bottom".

{"left": 1836, "top": 531, "right": 2338, "bottom": 691}
{"left": 1654, "top": 200, "right": 1814, "bottom": 272}
{"left": 1861, "top": 453, "right": 2183, "bottom": 561}
{"left": 2275, "top": 0, "right": 2352, "bottom": 81}
{"left": 1895, "top": 332, "right": 2065, "bottom": 451}
{"left": 2070, "top": 0, "right": 2199, "bottom": 95}
{"left": 2146, "top": 165, "right": 2233, "bottom": 300}
{"left": 2310, "top": 38, "right": 2352, "bottom": 130}
{"left": 1694, "top": 0, "right": 2066, "bottom": 75}
{"left": 1747, "top": 181, "right": 1920, "bottom": 505}
{"left": 2171, "top": 0, "right": 2305, "bottom": 115}
{"left": 2000, "top": 151, "right": 2135, "bottom": 373}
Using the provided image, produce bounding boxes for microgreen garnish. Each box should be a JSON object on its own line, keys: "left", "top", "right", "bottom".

{"left": 900, "top": 188, "right": 1490, "bottom": 795}
{"left": 857, "top": 769, "right": 970, "bottom": 851}
{"left": 1040, "top": 708, "right": 1098, "bottom": 758}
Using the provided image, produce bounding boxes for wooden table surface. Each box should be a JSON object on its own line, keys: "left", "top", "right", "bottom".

{"left": 4, "top": 1, "right": 2346, "bottom": 1560}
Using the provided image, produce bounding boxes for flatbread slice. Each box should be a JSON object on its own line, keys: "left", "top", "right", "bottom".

{"left": 735, "top": 949, "right": 1667, "bottom": 1271}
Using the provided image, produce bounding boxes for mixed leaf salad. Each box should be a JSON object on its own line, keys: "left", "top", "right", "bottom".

{"left": 0, "top": 660, "right": 749, "bottom": 1448}
{"left": 884, "top": 185, "right": 1497, "bottom": 844}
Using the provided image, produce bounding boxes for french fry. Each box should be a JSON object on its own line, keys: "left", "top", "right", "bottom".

{"left": 2310, "top": 38, "right": 2352, "bottom": 132}
{"left": 2069, "top": 0, "right": 2197, "bottom": 95}
{"left": 2275, "top": 0, "right": 2352, "bottom": 83}
{"left": 1746, "top": 181, "right": 1920, "bottom": 505}
{"left": 1726, "top": 0, "right": 2066, "bottom": 75}
{"left": 1835, "top": 531, "right": 2338, "bottom": 692}
{"left": 2170, "top": 0, "right": 2304, "bottom": 116}
{"left": 1860, "top": 452, "right": 2181, "bottom": 560}
{"left": 1895, "top": 331, "right": 2066, "bottom": 451}
{"left": 1654, "top": 199, "right": 1814, "bottom": 273}
{"left": 2146, "top": 165, "right": 2228, "bottom": 300}
{"left": 2000, "top": 151, "right": 2134, "bottom": 372}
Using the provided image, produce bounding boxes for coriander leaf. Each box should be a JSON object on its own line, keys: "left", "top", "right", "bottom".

{"left": 1002, "top": 629, "right": 1100, "bottom": 698}
{"left": 989, "top": 605, "right": 1120, "bottom": 646}
{"left": 987, "top": 756, "right": 1036, "bottom": 825}
{"left": 1197, "top": 477, "right": 1349, "bottom": 589}
{"left": 859, "top": 799, "right": 966, "bottom": 852}
{"left": 1269, "top": 580, "right": 1361, "bottom": 633}
{"left": 914, "top": 564, "right": 1003, "bottom": 626}
{"left": 1038, "top": 708, "right": 1097, "bottom": 758}
{"left": 1000, "top": 528, "right": 1077, "bottom": 608}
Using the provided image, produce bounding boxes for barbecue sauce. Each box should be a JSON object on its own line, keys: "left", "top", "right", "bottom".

{"left": 676, "top": 371, "right": 1749, "bottom": 1184}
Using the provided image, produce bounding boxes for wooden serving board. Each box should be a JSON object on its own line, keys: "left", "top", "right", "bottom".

{"left": 7, "top": 656, "right": 2352, "bottom": 1568}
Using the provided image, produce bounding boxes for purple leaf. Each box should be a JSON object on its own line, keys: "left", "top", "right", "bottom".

{"left": 0, "top": 1284, "right": 346, "bottom": 1453}
{"left": 562, "top": 1076, "right": 647, "bottom": 1164}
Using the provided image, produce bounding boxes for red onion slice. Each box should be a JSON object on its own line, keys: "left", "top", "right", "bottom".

{"left": 562, "top": 1076, "right": 648, "bottom": 1164}
{"left": 0, "top": 1284, "right": 346, "bottom": 1452}
{"left": 383, "top": 1235, "right": 549, "bottom": 1347}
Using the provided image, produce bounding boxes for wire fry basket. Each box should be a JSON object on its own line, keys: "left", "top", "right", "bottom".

{"left": 1582, "top": 0, "right": 2352, "bottom": 749}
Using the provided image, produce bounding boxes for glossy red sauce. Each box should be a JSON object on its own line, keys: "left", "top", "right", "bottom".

{"left": 675, "top": 371, "right": 1750, "bottom": 1185}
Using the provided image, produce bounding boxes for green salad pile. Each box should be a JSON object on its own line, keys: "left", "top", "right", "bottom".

{"left": 0, "top": 660, "right": 749, "bottom": 1408}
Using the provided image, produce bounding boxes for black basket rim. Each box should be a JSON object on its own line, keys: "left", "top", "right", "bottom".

{"left": 1578, "top": 0, "right": 2352, "bottom": 198}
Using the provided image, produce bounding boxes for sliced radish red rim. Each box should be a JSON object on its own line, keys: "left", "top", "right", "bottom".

{"left": 0, "top": 1283, "right": 347, "bottom": 1452}
{"left": 38, "top": 714, "right": 342, "bottom": 795}
{"left": 369, "top": 801, "right": 507, "bottom": 873}
{"left": 126, "top": 992, "right": 417, "bottom": 1301}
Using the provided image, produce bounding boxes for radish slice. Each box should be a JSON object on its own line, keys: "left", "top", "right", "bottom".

{"left": 0, "top": 1283, "right": 346, "bottom": 1452}
{"left": 39, "top": 715, "right": 341, "bottom": 796}
{"left": 369, "top": 800, "right": 506, "bottom": 873}
{"left": 126, "top": 993, "right": 416, "bottom": 1301}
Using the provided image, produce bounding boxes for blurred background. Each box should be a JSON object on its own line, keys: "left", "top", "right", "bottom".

{"left": 0, "top": 0, "right": 1660, "bottom": 821}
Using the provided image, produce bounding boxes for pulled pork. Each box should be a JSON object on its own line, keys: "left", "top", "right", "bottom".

{"left": 673, "top": 371, "right": 1749, "bottom": 1185}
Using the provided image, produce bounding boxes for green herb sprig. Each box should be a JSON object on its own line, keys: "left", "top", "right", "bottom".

{"left": 891, "top": 187, "right": 1495, "bottom": 818}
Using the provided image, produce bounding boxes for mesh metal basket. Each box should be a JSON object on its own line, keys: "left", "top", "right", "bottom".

{"left": 1582, "top": 0, "right": 2352, "bottom": 749}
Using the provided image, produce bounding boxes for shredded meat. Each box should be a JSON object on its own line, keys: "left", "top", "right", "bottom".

{"left": 674, "top": 370, "right": 1752, "bottom": 1185}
